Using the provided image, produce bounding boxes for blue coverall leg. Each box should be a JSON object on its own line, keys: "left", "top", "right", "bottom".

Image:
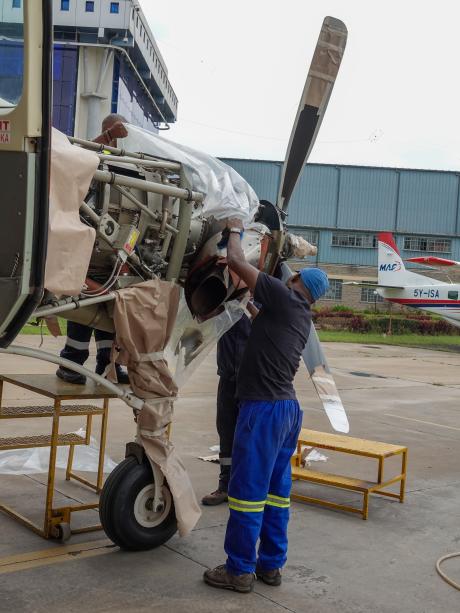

{"left": 60, "top": 321, "right": 114, "bottom": 371}
{"left": 60, "top": 321, "right": 93, "bottom": 365}
{"left": 224, "top": 399, "right": 303, "bottom": 575}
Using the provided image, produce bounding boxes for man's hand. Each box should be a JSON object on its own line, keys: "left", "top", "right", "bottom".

{"left": 109, "top": 121, "right": 128, "bottom": 139}
{"left": 247, "top": 301, "right": 260, "bottom": 319}
{"left": 225, "top": 217, "right": 259, "bottom": 292}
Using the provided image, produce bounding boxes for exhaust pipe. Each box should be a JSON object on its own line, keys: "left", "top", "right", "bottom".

{"left": 185, "top": 224, "right": 270, "bottom": 320}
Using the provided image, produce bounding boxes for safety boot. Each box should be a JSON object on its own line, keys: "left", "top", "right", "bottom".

{"left": 56, "top": 366, "right": 86, "bottom": 385}
{"left": 256, "top": 567, "right": 282, "bottom": 586}
{"left": 201, "top": 489, "right": 228, "bottom": 506}
{"left": 203, "top": 564, "right": 255, "bottom": 593}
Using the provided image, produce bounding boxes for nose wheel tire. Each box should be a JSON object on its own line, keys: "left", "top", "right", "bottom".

{"left": 99, "top": 456, "right": 177, "bottom": 550}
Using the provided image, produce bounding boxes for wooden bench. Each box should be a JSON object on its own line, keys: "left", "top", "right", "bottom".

{"left": 291, "top": 429, "right": 407, "bottom": 519}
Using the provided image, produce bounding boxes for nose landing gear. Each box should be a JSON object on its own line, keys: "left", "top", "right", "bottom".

{"left": 99, "top": 454, "right": 177, "bottom": 551}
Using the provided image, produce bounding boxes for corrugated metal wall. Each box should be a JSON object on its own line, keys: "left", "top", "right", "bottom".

{"left": 223, "top": 159, "right": 281, "bottom": 203}
{"left": 336, "top": 167, "right": 399, "bottom": 231}
{"left": 222, "top": 158, "right": 460, "bottom": 266}
{"left": 396, "top": 170, "right": 459, "bottom": 234}
{"left": 289, "top": 166, "right": 339, "bottom": 227}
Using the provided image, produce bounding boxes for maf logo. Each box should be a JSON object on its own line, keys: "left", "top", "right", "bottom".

{"left": 379, "top": 262, "right": 401, "bottom": 272}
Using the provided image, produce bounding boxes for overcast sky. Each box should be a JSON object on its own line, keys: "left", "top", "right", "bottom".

{"left": 139, "top": 0, "right": 460, "bottom": 171}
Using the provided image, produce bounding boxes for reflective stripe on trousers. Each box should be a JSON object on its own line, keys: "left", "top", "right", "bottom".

{"left": 224, "top": 399, "right": 302, "bottom": 575}
{"left": 60, "top": 321, "right": 114, "bottom": 366}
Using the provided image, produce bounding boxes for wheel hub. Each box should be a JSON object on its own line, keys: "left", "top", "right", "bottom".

{"left": 134, "top": 484, "right": 171, "bottom": 528}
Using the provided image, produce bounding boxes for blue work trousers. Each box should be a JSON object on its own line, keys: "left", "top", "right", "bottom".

{"left": 60, "top": 321, "right": 114, "bottom": 370}
{"left": 224, "top": 399, "right": 302, "bottom": 575}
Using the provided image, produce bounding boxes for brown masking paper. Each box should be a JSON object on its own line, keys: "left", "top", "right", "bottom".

{"left": 113, "top": 279, "right": 201, "bottom": 536}
{"left": 44, "top": 128, "right": 99, "bottom": 296}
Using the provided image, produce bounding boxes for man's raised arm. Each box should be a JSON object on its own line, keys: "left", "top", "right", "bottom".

{"left": 225, "top": 218, "right": 260, "bottom": 293}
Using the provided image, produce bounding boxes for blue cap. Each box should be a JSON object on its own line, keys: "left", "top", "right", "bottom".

{"left": 299, "top": 268, "right": 329, "bottom": 301}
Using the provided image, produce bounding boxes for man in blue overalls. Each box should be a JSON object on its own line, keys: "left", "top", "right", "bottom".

{"left": 204, "top": 218, "right": 329, "bottom": 593}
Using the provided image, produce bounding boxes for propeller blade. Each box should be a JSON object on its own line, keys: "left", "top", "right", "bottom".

{"left": 277, "top": 17, "right": 347, "bottom": 212}
{"left": 303, "top": 325, "right": 350, "bottom": 433}
{"left": 279, "top": 262, "right": 349, "bottom": 433}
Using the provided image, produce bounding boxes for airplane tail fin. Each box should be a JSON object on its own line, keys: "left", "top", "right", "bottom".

{"left": 377, "top": 232, "right": 438, "bottom": 287}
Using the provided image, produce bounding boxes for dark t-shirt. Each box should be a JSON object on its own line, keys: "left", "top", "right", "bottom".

{"left": 217, "top": 314, "right": 252, "bottom": 381}
{"left": 237, "top": 273, "right": 311, "bottom": 401}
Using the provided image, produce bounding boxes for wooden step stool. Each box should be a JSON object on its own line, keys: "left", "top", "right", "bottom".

{"left": 0, "top": 374, "right": 117, "bottom": 540}
{"left": 291, "top": 429, "right": 408, "bottom": 519}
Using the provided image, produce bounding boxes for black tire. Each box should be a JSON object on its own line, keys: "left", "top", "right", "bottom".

{"left": 99, "top": 456, "right": 177, "bottom": 551}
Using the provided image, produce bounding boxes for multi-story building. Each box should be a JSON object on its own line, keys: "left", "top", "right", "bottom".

{"left": 0, "top": 0, "right": 177, "bottom": 138}
{"left": 222, "top": 158, "right": 460, "bottom": 310}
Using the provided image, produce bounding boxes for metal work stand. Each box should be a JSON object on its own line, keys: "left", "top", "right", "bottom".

{"left": 0, "top": 374, "right": 117, "bottom": 540}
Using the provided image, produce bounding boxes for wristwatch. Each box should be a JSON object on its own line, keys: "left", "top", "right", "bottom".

{"left": 229, "top": 227, "right": 243, "bottom": 235}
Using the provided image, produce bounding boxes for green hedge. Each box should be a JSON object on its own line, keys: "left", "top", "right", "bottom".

{"left": 315, "top": 312, "right": 458, "bottom": 335}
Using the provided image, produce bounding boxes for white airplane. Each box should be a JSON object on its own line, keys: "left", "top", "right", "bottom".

{"left": 375, "top": 232, "right": 460, "bottom": 328}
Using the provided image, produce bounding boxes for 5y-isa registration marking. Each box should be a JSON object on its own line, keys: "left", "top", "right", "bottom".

{"left": 0, "top": 120, "right": 11, "bottom": 144}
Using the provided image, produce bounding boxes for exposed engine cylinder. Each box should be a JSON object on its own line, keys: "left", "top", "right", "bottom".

{"left": 184, "top": 224, "right": 271, "bottom": 320}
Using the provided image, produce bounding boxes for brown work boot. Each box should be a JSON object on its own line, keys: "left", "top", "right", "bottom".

{"left": 201, "top": 489, "right": 228, "bottom": 506}
{"left": 256, "top": 567, "right": 282, "bottom": 586}
{"left": 203, "top": 564, "right": 255, "bottom": 593}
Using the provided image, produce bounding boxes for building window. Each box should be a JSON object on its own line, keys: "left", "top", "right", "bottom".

{"left": 323, "top": 279, "right": 343, "bottom": 301}
{"left": 12, "top": 0, "right": 21, "bottom": 8}
{"left": 85, "top": 1, "right": 94, "bottom": 11}
{"left": 360, "top": 284, "right": 385, "bottom": 303}
{"left": 110, "top": 2, "right": 119, "bottom": 14}
{"left": 61, "top": 0, "right": 70, "bottom": 10}
{"left": 403, "top": 236, "right": 451, "bottom": 254}
{"left": 331, "top": 232, "right": 377, "bottom": 248}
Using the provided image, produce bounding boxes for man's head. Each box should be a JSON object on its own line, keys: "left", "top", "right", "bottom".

{"left": 101, "top": 113, "right": 128, "bottom": 146}
{"left": 288, "top": 267, "right": 329, "bottom": 305}
{"left": 101, "top": 113, "right": 127, "bottom": 132}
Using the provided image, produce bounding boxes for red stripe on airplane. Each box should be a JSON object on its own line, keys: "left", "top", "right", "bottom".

{"left": 378, "top": 232, "right": 400, "bottom": 254}
{"left": 406, "top": 256, "right": 457, "bottom": 267}
{"left": 388, "top": 298, "right": 460, "bottom": 305}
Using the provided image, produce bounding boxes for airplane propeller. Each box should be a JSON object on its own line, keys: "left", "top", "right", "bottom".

{"left": 277, "top": 17, "right": 348, "bottom": 212}
{"left": 275, "top": 17, "right": 349, "bottom": 433}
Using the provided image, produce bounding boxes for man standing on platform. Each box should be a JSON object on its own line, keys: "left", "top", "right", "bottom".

{"left": 56, "top": 114, "right": 129, "bottom": 385}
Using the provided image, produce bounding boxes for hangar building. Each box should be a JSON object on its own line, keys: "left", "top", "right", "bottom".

{"left": 0, "top": 0, "right": 177, "bottom": 138}
{"left": 222, "top": 158, "right": 460, "bottom": 309}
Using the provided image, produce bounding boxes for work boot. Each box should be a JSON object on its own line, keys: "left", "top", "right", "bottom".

{"left": 201, "top": 489, "right": 228, "bottom": 506}
{"left": 56, "top": 366, "right": 86, "bottom": 385}
{"left": 203, "top": 564, "right": 255, "bottom": 593}
{"left": 256, "top": 566, "right": 282, "bottom": 586}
